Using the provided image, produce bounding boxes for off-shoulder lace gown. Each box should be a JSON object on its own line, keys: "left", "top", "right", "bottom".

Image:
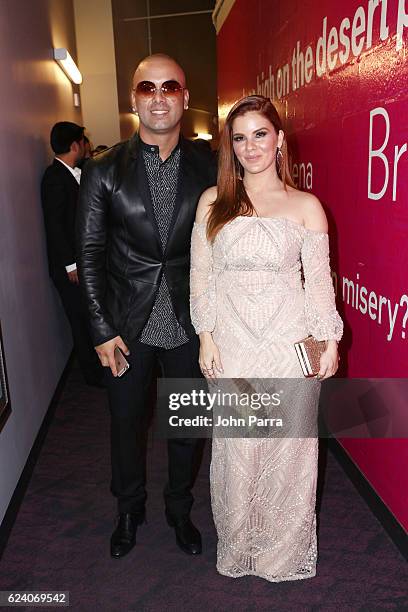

{"left": 190, "top": 216, "right": 343, "bottom": 582}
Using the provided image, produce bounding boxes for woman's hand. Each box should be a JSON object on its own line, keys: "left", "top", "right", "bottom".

{"left": 199, "top": 332, "right": 223, "bottom": 379}
{"left": 316, "top": 340, "right": 339, "bottom": 380}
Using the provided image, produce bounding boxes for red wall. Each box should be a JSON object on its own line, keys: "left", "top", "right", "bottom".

{"left": 217, "top": 0, "right": 408, "bottom": 530}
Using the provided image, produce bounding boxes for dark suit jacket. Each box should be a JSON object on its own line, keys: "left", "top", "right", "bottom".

{"left": 41, "top": 159, "right": 79, "bottom": 282}
{"left": 76, "top": 134, "right": 217, "bottom": 346}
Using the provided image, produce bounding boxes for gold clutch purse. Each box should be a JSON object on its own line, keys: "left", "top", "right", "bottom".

{"left": 294, "top": 335, "right": 326, "bottom": 377}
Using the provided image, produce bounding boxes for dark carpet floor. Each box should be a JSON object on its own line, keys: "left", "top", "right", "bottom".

{"left": 0, "top": 362, "right": 407, "bottom": 611}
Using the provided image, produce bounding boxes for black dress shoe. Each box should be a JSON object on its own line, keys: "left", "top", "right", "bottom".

{"left": 110, "top": 513, "right": 142, "bottom": 558}
{"left": 166, "top": 513, "right": 202, "bottom": 555}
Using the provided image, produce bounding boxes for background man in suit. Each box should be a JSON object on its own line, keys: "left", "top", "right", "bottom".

{"left": 77, "top": 55, "right": 216, "bottom": 559}
{"left": 41, "top": 122, "right": 103, "bottom": 387}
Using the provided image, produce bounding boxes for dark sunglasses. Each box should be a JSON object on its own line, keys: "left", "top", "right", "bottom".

{"left": 134, "top": 80, "right": 184, "bottom": 97}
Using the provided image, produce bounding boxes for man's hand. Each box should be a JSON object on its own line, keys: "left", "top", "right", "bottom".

{"left": 67, "top": 269, "right": 79, "bottom": 284}
{"left": 95, "top": 336, "right": 130, "bottom": 376}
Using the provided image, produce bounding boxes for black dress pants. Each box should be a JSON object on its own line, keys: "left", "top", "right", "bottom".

{"left": 105, "top": 335, "right": 202, "bottom": 520}
{"left": 53, "top": 276, "right": 101, "bottom": 383}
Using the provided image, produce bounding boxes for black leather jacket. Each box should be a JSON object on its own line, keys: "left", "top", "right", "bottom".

{"left": 76, "top": 134, "right": 216, "bottom": 346}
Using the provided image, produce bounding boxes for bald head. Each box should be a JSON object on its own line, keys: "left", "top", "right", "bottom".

{"left": 130, "top": 54, "right": 189, "bottom": 143}
{"left": 132, "top": 54, "right": 186, "bottom": 89}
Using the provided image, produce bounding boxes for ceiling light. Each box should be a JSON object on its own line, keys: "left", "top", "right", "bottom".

{"left": 53, "top": 48, "right": 82, "bottom": 84}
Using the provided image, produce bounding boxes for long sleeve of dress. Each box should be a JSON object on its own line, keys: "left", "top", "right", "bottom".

{"left": 190, "top": 222, "right": 217, "bottom": 334}
{"left": 301, "top": 231, "right": 343, "bottom": 341}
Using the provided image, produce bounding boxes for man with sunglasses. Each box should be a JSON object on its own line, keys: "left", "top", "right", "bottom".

{"left": 77, "top": 54, "right": 216, "bottom": 559}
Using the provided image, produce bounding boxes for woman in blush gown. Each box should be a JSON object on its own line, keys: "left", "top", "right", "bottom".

{"left": 190, "top": 95, "right": 343, "bottom": 582}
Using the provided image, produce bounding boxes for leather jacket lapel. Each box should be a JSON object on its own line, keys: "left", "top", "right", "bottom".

{"left": 129, "top": 135, "right": 162, "bottom": 253}
{"left": 135, "top": 150, "right": 162, "bottom": 252}
{"left": 165, "top": 141, "right": 197, "bottom": 257}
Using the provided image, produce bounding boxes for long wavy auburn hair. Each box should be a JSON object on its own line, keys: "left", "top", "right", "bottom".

{"left": 207, "top": 95, "right": 295, "bottom": 241}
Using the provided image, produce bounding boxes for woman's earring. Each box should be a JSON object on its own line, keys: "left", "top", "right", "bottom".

{"left": 276, "top": 147, "right": 283, "bottom": 172}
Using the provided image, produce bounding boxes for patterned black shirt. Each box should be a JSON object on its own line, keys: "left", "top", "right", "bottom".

{"left": 139, "top": 141, "right": 189, "bottom": 349}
